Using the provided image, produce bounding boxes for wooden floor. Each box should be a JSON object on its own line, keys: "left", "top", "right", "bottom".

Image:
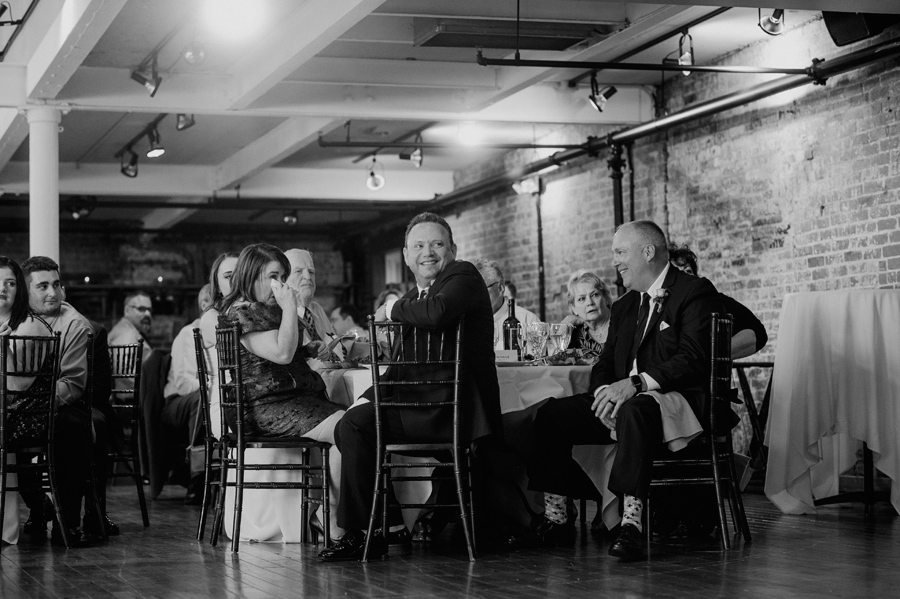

{"left": 1, "top": 484, "right": 897, "bottom": 599}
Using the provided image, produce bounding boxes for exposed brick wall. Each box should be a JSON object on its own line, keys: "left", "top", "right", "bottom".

{"left": 435, "top": 17, "right": 900, "bottom": 453}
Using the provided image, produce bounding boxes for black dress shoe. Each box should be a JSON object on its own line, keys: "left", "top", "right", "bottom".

{"left": 23, "top": 514, "right": 49, "bottom": 536}
{"left": 317, "top": 530, "right": 387, "bottom": 562}
{"left": 184, "top": 475, "right": 205, "bottom": 506}
{"left": 50, "top": 525, "right": 100, "bottom": 548}
{"left": 608, "top": 523, "right": 644, "bottom": 561}
{"left": 532, "top": 515, "right": 576, "bottom": 546}
{"left": 85, "top": 512, "right": 120, "bottom": 537}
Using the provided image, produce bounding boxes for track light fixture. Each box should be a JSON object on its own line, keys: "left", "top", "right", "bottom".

{"left": 146, "top": 128, "right": 165, "bottom": 158}
{"left": 588, "top": 74, "right": 617, "bottom": 112}
{"left": 176, "top": 113, "right": 195, "bottom": 131}
{"left": 120, "top": 148, "right": 138, "bottom": 178}
{"left": 399, "top": 134, "right": 423, "bottom": 167}
{"left": 759, "top": 9, "right": 785, "bottom": 36}
{"left": 130, "top": 54, "right": 162, "bottom": 97}
{"left": 70, "top": 196, "right": 97, "bottom": 220}
{"left": 283, "top": 210, "right": 298, "bottom": 225}
{"left": 678, "top": 31, "right": 694, "bottom": 76}
{"left": 366, "top": 156, "right": 385, "bottom": 191}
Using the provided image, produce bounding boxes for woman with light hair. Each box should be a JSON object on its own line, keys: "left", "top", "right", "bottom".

{"left": 562, "top": 270, "right": 613, "bottom": 353}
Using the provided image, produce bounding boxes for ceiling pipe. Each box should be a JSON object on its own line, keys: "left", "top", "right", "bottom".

{"left": 319, "top": 139, "right": 586, "bottom": 150}
{"left": 2, "top": 197, "right": 431, "bottom": 212}
{"left": 430, "top": 35, "right": 900, "bottom": 211}
{"left": 476, "top": 50, "right": 807, "bottom": 76}
{"left": 567, "top": 7, "right": 732, "bottom": 87}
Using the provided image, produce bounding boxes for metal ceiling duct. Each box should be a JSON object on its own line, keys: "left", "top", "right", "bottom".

{"left": 413, "top": 18, "right": 619, "bottom": 51}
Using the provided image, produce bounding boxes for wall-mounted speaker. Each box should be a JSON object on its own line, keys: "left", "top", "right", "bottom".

{"left": 822, "top": 12, "right": 900, "bottom": 47}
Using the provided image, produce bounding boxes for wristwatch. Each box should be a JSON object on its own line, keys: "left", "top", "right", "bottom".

{"left": 630, "top": 374, "right": 643, "bottom": 393}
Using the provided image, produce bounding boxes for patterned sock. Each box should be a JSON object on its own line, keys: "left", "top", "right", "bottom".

{"left": 544, "top": 493, "right": 569, "bottom": 525}
{"left": 622, "top": 495, "right": 644, "bottom": 532}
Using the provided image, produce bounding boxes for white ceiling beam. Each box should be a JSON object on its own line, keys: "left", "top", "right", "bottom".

{"left": 210, "top": 117, "right": 345, "bottom": 191}
{"left": 289, "top": 57, "right": 498, "bottom": 89}
{"left": 49, "top": 65, "right": 650, "bottom": 124}
{"left": 0, "top": 162, "right": 455, "bottom": 202}
{"left": 27, "top": 0, "right": 129, "bottom": 100}
{"left": 0, "top": 110, "right": 28, "bottom": 174}
{"left": 227, "top": 0, "right": 387, "bottom": 110}
{"left": 0, "top": 64, "right": 26, "bottom": 107}
{"left": 139, "top": 197, "right": 208, "bottom": 230}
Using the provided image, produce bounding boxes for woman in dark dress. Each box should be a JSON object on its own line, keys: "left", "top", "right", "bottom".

{"left": 562, "top": 270, "right": 613, "bottom": 359}
{"left": 1, "top": 256, "right": 55, "bottom": 545}
{"left": 217, "top": 244, "right": 345, "bottom": 541}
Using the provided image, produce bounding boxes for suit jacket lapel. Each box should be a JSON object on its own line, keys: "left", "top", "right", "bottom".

{"left": 616, "top": 290, "right": 641, "bottom": 372}
{"left": 639, "top": 267, "right": 678, "bottom": 352}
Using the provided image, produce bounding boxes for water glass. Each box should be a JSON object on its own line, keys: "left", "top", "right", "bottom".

{"left": 547, "top": 322, "right": 573, "bottom": 356}
{"left": 525, "top": 322, "right": 550, "bottom": 359}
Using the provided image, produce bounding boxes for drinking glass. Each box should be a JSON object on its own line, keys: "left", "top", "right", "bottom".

{"left": 525, "top": 322, "right": 550, "bottom": 359}
{"left": 547, "top": 322, "right": 573, "bottom": 356}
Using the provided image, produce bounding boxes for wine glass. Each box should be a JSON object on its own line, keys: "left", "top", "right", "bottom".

{"left": 548, "top": 322, "right": 573, "bottom": 356}
{"left": 525, "top": 322, "right": 550, "bottom": 359}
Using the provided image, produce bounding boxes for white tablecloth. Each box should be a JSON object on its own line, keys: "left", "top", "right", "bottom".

{"left": 496, "top": 365, "right": 619, "bottom": 529}
{"left": 324, "top": 364, "right": 620, "bottom": 530}
{"left": 764, "top": 290, "right": 900, "bottom": 514}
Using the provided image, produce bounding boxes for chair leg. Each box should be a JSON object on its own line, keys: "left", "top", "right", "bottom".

{"left": 362, "top": 446, "right": 386, "bottom": 563}
{"left": 709, "top": 437, "right": 732, "bottom": 550}
{"left": 210, "top": 451, "right": 229, "bottom": 547}
{"left": 580, "top": 497, "right": 587, "bottom": 524}
{"left": 453, "top": 448, "right": 476, "bottom": 562}
{"left": 85, "top": 456, "right": 109, "bottom": 542}
{"left": 0, "top": 450, "right": 8, "bottom": 540}
{"left": 230, "top": 447, "right": 245, "bottom": 553}
{"left": 321, "top": 445, "right": 330, "bottom": 549}
{"left": 47, "top": 457, "right": 71, "bottom": 549}
{"left": 196, "top": 441, "right": 217, "bottom": 542}
{"left": 724, "top": 445, "right": 751, "bottom": 542}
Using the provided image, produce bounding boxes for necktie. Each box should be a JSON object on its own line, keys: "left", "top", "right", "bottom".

{"left": 304, "top": 310, "right": 321, "bottom": 343}
{"left": 630, "top": 293, "right": 650, "bottom": 366}
{"left": 419, "top": 289, "right": 427, "bottom": 300}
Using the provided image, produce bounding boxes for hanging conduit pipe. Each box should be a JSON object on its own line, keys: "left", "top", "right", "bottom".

{"left": 430, "top": 35, "right": 900, "bottom": 211}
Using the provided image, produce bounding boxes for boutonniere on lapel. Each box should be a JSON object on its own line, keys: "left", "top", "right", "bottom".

{"left": 650, "top": 288, "right": 669, "bottom": 314}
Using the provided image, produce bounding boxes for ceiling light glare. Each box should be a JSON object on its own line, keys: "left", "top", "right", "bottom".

{"left": 182, "top": 41, "right": 208, "bottom": 66}
{"left": 202, "top": 0, "right": 266, "bottom": 41}
{"left": 678, "top": 32, "right": 694, "bottom": 76}
{"left": 283, "top": 211, "right": 298, "bottom": 225}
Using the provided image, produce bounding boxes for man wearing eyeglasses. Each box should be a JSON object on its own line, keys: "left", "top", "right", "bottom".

{"left": 109, "top": 292, "right": 154, "bottom": 355}
{"left": 472, "top": 259, "right": 538, "bottom": 351}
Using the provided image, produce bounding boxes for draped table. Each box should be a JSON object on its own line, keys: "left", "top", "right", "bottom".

{"left": 764, "top": 290, "right": 900, "bottom": 514}
{"left": 325, "top": 363, "right": 621, "bottom": 530}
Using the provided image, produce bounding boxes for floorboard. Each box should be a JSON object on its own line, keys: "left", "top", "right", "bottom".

{"left": 2, "top": 485, "right": 897, "bottom": 599}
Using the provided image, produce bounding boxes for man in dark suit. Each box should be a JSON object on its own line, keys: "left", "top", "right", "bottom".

{"left": 319, "top": 212, "right": 501, "bottom": 561}
{"left": 527, "top": 220, "right": 721, "bottom": 560}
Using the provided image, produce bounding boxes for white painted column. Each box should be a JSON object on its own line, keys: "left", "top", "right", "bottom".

{"left": 27, "top": 107, "right": 61, "bottom": 262}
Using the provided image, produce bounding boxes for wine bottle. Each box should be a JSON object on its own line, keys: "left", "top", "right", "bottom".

{"left": 503, "top": 298, "right": 521, "bottom": 359}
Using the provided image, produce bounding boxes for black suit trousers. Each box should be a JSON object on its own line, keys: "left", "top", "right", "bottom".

{"left": 334, "top": 402, "right": 420, "bottom": 531}
{"left": 528, "top": 393, "right": 663, "bottom": 501}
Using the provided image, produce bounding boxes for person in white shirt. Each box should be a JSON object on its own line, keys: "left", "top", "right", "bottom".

{"left": 162, "top": 285, "right": 212, "bottom": 504}
{"left": 472, "top": 258, "right": 539, "bottom": 351}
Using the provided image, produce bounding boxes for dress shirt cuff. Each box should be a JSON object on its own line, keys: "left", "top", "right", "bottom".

{"left": 641, "top": 372, "right": 660, "bottom": 392}
{"left": 385, "top": 298, "right": 398, "bottom": 320}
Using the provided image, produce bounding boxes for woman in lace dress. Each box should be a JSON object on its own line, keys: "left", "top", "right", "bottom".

{"left": 217, "top": 244, "right": 344, "bottom": 542}
{"left": 562, "top": 270, "right": 613, "bottom": 358}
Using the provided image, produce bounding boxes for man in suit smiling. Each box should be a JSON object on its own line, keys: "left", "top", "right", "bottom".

{"left": 319, "top": 212, "right": 500, "bottom": 562}
{"left": 527, "top": 220, "right": 721, "bottom": 560}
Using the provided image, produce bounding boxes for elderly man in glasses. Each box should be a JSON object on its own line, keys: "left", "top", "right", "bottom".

{"left": 109, "top": 291, "right": 154, "bottom": 354}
